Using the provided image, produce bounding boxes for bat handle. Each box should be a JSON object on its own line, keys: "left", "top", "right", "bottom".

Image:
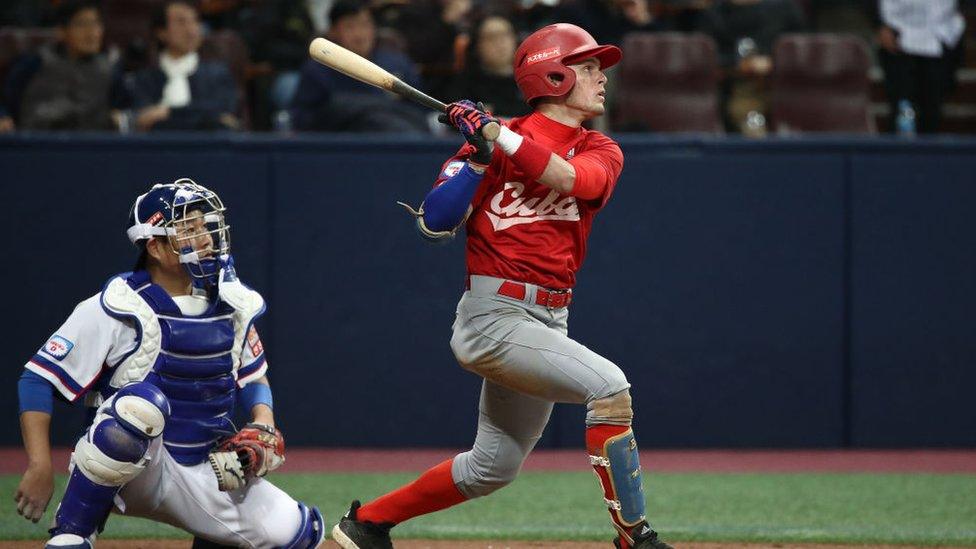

{"left": 482, "top": 121, "right": 500, "bottom": 142}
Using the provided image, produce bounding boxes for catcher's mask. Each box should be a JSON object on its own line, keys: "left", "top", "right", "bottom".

{"left": 127, "top": 178, "right": 230, "bottom": 288}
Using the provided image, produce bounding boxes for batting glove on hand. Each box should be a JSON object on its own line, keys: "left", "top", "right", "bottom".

{"left": 439, "top": 100, "right": 495, "bottom": 166}
{"left": 209, "top": 423, "right": 285, "bottom": 491}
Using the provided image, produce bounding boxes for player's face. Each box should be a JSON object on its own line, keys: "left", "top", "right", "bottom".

{"left": 563, "top": 58, "right": 607, "bottom": 118}
{"left": 170, "top": 211, "right": 215, "bottom": 258}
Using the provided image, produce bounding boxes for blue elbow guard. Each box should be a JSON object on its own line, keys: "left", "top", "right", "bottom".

{"left": 398, "top": 162, "right": 484, "bottom": 239}
{"left": 18, "top": 370, "right": 53, "bottom": 414}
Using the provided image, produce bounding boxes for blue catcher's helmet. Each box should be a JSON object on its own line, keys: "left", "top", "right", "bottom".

{"left": 127, "top": 178, "right": 230, "bottom": 288}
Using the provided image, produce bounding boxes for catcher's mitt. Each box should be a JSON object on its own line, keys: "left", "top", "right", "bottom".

{"left": 208, "top": 423, "right": 285, "bottom": 491}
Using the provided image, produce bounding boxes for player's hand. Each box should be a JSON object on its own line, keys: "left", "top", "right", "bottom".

{"left": 441, "top": 100, "right": 496, "bottom": 139}
{"left": 209, "top": 423, "right": 285, "bottom": 491}
{"left": 14, "top": 462, "right": 53, "bottom": 522}
{"left": 439, "top": 101, "right": 495, "bottom": 167}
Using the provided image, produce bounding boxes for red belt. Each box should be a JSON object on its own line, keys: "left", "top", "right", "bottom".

{"left": 496, "top": 280, "right": 572, "bottom": 309}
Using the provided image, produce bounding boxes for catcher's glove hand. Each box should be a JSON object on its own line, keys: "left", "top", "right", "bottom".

{"left": 208, "top": 423, "right": 285, "bottom": 491}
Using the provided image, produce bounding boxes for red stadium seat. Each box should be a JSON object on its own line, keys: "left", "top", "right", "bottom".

{"left": 770, "top": 33, "right": 874, "bottom": 133}
{"left": 612, "top": 32, "right": 723, "bottom": 133}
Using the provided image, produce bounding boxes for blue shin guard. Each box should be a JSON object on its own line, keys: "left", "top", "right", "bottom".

{"left": 52, "top": 382, "right": 167, "bottom": 540}
{"left": 281, "top": 501, "right": 326, "bottom": 548}
{"left": 589, "top": 427, "right": 646, "bottom": 531}
{"left": 51, "top": 468, "right": 119, "bottom": 538}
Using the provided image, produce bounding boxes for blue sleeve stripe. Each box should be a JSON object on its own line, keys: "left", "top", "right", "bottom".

{"left": 238, "top": 381, "right": 273, "bottom": 412}
{"left": 422, "top": 163, "right": 484, "bottom": 232}
{"left": 28, "top": 354, "right": 84, "bottom": 395}
{"left": 18, "top": 370, "right": 54, "bottom": 414}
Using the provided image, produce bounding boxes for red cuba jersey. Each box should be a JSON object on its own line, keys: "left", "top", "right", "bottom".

{"left": 433, "top": 112, "right": 624, "bottom": 289}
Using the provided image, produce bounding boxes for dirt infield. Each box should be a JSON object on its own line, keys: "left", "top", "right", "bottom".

{"left": 3, "top": 541, "right": 971, "bottom": 549}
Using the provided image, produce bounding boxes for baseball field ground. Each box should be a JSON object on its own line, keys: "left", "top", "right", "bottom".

{"left": 3, "top": 449, "right": 974, "bottom": 548}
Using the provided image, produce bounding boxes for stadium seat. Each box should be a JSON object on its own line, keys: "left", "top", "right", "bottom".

{"left": 612, "top": 32, "right": 722, "bottom": 133}
{"left": 770, "top": 33, "right": 874, "bottom": 133}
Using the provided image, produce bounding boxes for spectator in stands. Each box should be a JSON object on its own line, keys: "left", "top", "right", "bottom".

{"left": 380, "top": 0, "right": 472, "bottom": 101}
{"left": 2, "top": 1, "right": 128, "bottom": 131}
{"left": 698, "top": 0, "right": 805, "bottom": 134}
{"left": 447, "top": 13, "right": 530, "bottom": 118}
{"left": 130, "top": 0, "right": 240, "bottom": 131}
{"left": 564, "top": 0, "right": 674, "bottom": 46}
{"left": 873, "top": 0, "right": 966, "bottom": 134}
{"left": 290, "top": 0, "right": 428, "bottom": 133}
{"left": 232, "top": 1, "right": 317, "bottom": 128}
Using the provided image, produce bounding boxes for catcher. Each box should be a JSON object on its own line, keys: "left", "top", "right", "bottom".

{"left": 14, "top": 179, "right": 325, "bottom": 549}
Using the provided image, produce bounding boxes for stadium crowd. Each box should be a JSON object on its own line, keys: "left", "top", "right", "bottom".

{"left": 0, "top": 0, "right": 972, "bottom": 135}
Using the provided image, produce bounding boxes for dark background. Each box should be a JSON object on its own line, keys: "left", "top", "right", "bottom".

{"left": 2, "top": 134, "right": 973, "bottom": 448}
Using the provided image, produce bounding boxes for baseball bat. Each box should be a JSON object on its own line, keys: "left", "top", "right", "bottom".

{"left": 308, "top": 37, "right": 500, "bottom": 141}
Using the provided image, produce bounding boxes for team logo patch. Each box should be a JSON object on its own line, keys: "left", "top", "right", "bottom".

{"left": 247, "top": 326, "right": 264, "bottom": 356}
{"left": 147, "top": 211, "right": 164, "bottom": 226}
{"left": 443, "top": 161, "right": 465, "bottom": 178}
{"left": 526, "top": 47, "right": 561, "bottom": 65}
{"left": 42, "top": 335, "right": 74, "bottom": 360}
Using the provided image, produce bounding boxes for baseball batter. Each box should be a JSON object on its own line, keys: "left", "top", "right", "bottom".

{"left": 332, "top": 24, "right": 673, "bottom": 549}
{"left": 14, "top": 180, "right": 325, "bottom": 549}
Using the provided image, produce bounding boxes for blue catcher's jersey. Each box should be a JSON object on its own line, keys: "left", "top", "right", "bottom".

{"left": 25, "top": 271, "right": 268, "bottom": 465}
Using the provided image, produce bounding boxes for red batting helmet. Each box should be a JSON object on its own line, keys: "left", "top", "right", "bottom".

{"left": 514, "top": 23, "right": 622, "bottom": 105}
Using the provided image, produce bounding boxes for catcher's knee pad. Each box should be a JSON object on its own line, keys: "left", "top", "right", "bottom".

{"left": 587, "top": 389, "right": 633, "bottom": 427}
{"left": 280, "top": 501, "right": 325, "bottom": 548}
{"left": 590, "top": 427, "right": 646, "bottom": 529}
{"left": 74, "top": 383, "right": 168, "bottom": 487}
{"left": 110, "top": 381, "right": 170, "bottom": 437}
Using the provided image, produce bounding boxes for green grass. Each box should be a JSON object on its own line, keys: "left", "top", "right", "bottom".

{"left": 3, "top": 472, "right": 975, "bottom": 545}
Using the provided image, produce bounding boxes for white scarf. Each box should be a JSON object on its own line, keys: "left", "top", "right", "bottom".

{"left": 159, "top": 52, "right": 199, "bottom": 108}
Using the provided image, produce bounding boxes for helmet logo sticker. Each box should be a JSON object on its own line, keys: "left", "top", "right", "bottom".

{"left": 147, "top": 211, "right": 165, "bottom": 226}
{"left": 526, "top": 47, "right": 561, "bottom": 65}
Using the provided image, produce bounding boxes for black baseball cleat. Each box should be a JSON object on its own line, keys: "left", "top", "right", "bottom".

{"left": 613, "top": 522, "right": 674, "bottom": 549}
{"left": 331, "top": 500, "right": 394, "bottom": 549}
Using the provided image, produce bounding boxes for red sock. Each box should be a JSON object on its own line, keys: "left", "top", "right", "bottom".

{"left": 356, "top": 458, "right": 467, "bottom": 525}
{"left": 587, "top": 424, "right": 638, "bottom": 549}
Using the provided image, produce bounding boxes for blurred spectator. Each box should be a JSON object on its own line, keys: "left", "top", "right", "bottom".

{"left": 1, "top": 1, "right": 128, "bottom": 131}
{"left": 381, "top": 0, "right": 472, "bottom": 101}
{"left": 508, "top": 0, "right": 567, "bottom": 36}
{"left": 307, "top": 0, "right": 337, "bottom": 34}
{"left": 448, "top": 13, "right": 530, "bottom": 118}
{"left": 290, "top": 0, "right": 428, "bottom": 132}
{"left": 873, "top": 0, "right": 966, "bottom": 134}
{"left": 698, "top": 0, "right": 805, "bottom": 134}
{"left": 130, "top": 0, "right": 240, "bottom": 131}
{"left": 232, "top": 1, "right": 317, "bottom": 128}
{"left": 564, "top": 0, "right": 674, "bottom": 46}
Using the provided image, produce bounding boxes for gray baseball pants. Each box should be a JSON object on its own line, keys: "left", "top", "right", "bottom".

{"left": 449, "top": 275, "right": 631, "bottom": 498}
